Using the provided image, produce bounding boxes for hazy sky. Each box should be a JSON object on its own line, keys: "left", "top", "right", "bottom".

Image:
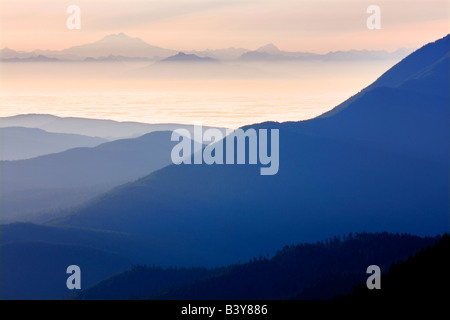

{"left": 1, "top": 0, "right": 448, "bottom": 52}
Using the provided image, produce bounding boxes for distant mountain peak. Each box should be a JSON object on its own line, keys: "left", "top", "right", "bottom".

{"left": 257, "top": 43, "right": 280, "bottom": 54}
{"left": 59, "top": 33, "right": 176, "bottom": 59}
{"left": 103, "top": 32, "right": 131, "bottom": 38}
{"left": 161, "top": 52, "right": 216, "bottom": 62}
{"left": 98, "top": 33, "right": 145, "bottom": 44}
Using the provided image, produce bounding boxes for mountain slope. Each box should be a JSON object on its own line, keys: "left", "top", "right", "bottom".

{"left": 274, "top": 54, "right": 449, "bottom": 163}
{"left": 320, "top": 34, "right": 449, "bottom": 117}
{"left": 0, "top": 222, "right": 184, "bottom": 266}
{"left": 57, "top": 130, "right": 448, "bottom": 266}
{"left": 1, "top": 131, "right": 178, "bottom": 223}
{"left": 73, "top": 265, "right": 217, "bottom": 300}
{"left": 345, "top": 233, "right": 449, "bottom": 300}
{"left": 0, "top": 241, "right": 131, "bottom": 300}
{"left": 2, "top": 131, "right": 176, "bottom": 191}
{"left": 0, "top": 127, "right": 107, "bottom": 161}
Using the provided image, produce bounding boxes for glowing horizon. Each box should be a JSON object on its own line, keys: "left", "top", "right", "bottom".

{"left": 1, "top": 0, "right": 449, "bottom": 128}
{"left": 1, "top": 0, "right": 448, "bottom": 53}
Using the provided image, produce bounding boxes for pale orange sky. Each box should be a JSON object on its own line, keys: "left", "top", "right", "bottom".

{"left": 1, "top": 0, "right": 449, "bottom": 52}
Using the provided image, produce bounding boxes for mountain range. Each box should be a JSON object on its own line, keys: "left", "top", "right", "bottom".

{"left": 160, "top": 52, "right": 217, "bottom": 63}
{"left": 0, "top": 115, "right": 226, "bottom": 223}
{"left": 0, "top": 34, "right": 448, "bottom": 300}
{"left": 50, "top": 35, "right": 449, "bottom": 267}
{"left": 0, "top": 131, "right": 182, "bottom": 223}
{"left": 0, "top": 33, "right": 413, "bottom": 63}
{"left": 0, "top": 114, "right": 225, "bottom": 140}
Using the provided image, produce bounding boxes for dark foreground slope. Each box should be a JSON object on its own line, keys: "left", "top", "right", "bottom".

{"left": 72, "top": 233, "right": 439, "bottom": 300}
{"left": 344, "top": 233, "right": 449, "bottom": 300}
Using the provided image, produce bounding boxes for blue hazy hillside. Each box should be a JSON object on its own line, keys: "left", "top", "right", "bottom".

{"left": 2, "top": 131, "right": 177, "bottom": 190}
{"left": 54, "top": 35, "right": 449, "bottom": 266}
{"left": 57, "top": 132, "right": 447, "bottom": 266}
{"left": 1, "top": 131, "right": 179, "bottom": 223}
{"left": 0, "top": 221, "right": 198, "bottom": 299}
{"left": 0, "top": 222, "right": 183, "bottom": 265}
{"left": 0, "top": 127, "right": 107, "bottom": 161}
{"left": 0, "top": 241, "right": 131, "bottom": 300}
{"left": 0, "top": 221, "right": 217, "bottom": 299}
